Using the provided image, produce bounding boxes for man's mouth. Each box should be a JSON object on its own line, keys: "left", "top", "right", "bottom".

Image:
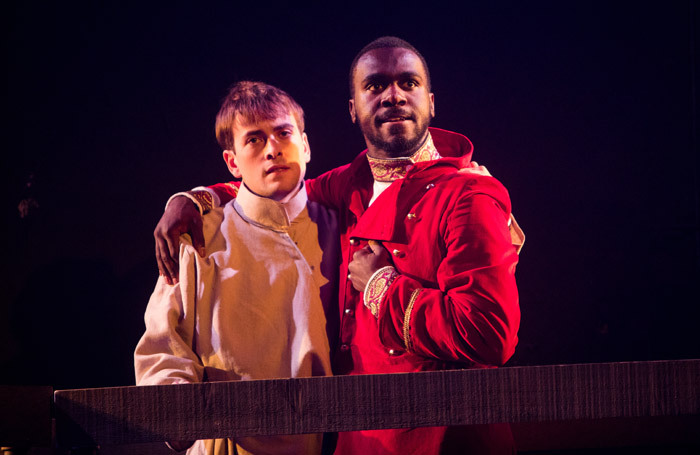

{"left": 266, "top": 165, "right": 289, "bottom": 174}
{"left": 378, "top": 111, "right": 413, "bottom": 125}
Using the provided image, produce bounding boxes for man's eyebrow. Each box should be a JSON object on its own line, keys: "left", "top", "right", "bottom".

{"left": 243, "top": 129, "right": 263, "bottom": 137}
{"left": 272, "top": 122, "right": 295, "bottom": 131}
{"left": 362, "top": 73, "right": 388, "bottom": 84}
{"left": 398, "top": 71, "right": 424, "bottom": 81}
{"left": 362, "top": 71, "right": 424, "bottom": 84}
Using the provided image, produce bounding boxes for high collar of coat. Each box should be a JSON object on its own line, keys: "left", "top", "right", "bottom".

{"left": 233, "top": 182, "right": 307, "bottom": 231}
{"left": 355, "top": 127, "right": 475, "bottom": 178}
{"left": 366, "top": 133, "right": 442, "bottom": 182}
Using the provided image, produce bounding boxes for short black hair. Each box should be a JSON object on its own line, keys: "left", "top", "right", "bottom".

{"left": 349, "top": 36, "right": 431, "bottom": 97}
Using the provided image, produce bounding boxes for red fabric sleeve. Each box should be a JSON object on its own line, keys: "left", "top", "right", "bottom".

{"left": 377, "top": 194, "right": 520, "bottom": 367}
{"left": 208, "top": 182, "right": 240, "bottom": 206}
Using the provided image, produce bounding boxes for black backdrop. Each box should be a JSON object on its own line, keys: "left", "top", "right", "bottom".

{"left": 3, "top": 1, "right": 698, "bottom": 389}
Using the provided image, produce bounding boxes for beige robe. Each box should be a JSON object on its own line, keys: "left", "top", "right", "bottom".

{"left": 135, "top": 184, "right": 338, "bottom": 455}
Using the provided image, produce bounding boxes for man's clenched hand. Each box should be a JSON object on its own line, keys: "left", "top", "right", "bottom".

{"left": 348, "top": 240, "right": 393, "bottom": 292}
{"left": 154, "top": 196, "right": 205, "bottom": 284}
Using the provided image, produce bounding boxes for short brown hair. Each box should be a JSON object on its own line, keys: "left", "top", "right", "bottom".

{"left": 215, "top": 81, "right": 305, "bottom": 151}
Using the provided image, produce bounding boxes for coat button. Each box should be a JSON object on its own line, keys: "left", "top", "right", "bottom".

{"left": 349, "top": 238, "right": 359, "bottom": 246}
{"left": 344, "top": 308, "right": 354, "bottom": 316}
{"left": 388, "top": 349, "right": 401, "bottom": 356}
{"left": 425, "top": 183, "right": 435, "bottom": 190}
{"left": 406, "top": 213, "right": 417, "bottom": 220}
{"left": 340, "top": 344, "right": 350, "bottom": 352}
{"left": 392, "top": 249, "right": 403, "bottom": 257}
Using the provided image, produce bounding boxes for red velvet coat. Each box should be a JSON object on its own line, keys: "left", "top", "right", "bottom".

{"left": 210, "top": 127, "right": 520, "bottom": 454}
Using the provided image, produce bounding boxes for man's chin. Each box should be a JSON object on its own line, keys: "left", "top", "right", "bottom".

{"left": 382, "top": 134, "right": 424, "bottom": 157}
{"left": 384, "top": 120, "right": 411, "bottom": 133}
{"left": 363, "top": 122, "right": 429, "bottom": 157}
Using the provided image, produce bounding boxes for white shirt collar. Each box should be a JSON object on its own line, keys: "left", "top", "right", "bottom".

{"left": 233, "top": 182, "right": 307, "bottom": 231}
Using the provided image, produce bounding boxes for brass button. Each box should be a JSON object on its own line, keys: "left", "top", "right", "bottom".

{"left": 349, "top": 238, "right": 359, "bottom": 246}
{"left": 392, "top": 249, "right": 403, "bottom": 257}
{"left": 388, "top": 349, "right": 401, "bottom": 356}
{"left": 425, "top": 183, "right": 435, "bottom": 190}
{"left": 344, "top": 308, "right": 354, "bottom": 316}
{"left": 407, "top": 213, "right": 417, "bottom": 220}
{"left": 340, "top": 344, "right": 350, "bottom": 352}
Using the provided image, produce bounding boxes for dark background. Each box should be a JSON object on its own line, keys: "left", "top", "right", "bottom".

{"left": 2, "top": 1, "right": 698, "bottom": 390}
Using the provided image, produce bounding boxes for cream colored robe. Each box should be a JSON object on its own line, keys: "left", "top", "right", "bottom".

{"left": 135, "top": 184, "right": 338, "bottom": 455}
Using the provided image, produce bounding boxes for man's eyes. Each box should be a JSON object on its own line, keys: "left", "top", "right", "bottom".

{"left": 365, "top": 80, "right": 419, "bottom": 91}
{"left": 245, "top": 131, "right": 292, "bottom": 145}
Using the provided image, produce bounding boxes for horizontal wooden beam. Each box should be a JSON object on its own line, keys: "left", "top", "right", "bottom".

{"left": 54, "top": 360, "right": 700, "bottom": 448}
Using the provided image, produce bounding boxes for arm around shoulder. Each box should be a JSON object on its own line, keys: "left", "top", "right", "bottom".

{"left": 154, "top": 182, "right": 238, "bottom": 284}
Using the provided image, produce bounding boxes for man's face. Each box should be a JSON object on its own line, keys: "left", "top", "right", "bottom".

{"left": 349, "top": 47, "right": 435, "bottom": 159}
{"left": 223, "top": 111, "right": 310, "bottom": 201}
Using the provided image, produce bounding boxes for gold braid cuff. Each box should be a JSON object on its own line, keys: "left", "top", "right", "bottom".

{"left": 403, "top": 288, "right": 422, "bottom": 352}
{"left": 186, "top": 190, "right": 214, "bottom": 214}
{"left": 363, "top": 266, "right": 399, "bottom": 318}
{"left": 166, "top": 190, "right": 214, "bottom": 215}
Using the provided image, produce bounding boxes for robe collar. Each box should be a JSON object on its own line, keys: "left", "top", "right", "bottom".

{"left": 233, "top": 182, "right": 307, "bottom": 231}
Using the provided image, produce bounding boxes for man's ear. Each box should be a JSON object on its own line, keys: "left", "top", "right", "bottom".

{"left": 348, "top": 99, "right": 356, "bottom": 123}
{"left": 302, "top": 132, "right": 311, "bottom": 163}
{"left": 222, "top": 149, "right": 242, "bottom": 179}
{"left": 429, "top": 92, "right": 435, "bottom": 119}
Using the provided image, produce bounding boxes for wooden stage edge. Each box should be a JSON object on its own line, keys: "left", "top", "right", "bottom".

{"left": 53, "top": 359, "right": 700, "bottom": 448}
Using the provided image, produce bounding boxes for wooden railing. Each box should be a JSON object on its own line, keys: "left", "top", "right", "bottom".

{"left": 3, "top": 360, "right": 699, "bottom": 452}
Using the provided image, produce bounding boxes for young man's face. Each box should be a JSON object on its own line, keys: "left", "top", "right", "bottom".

{"left": 349, "top": 47, "right": 435, "bottom": 159}
{"left": 224, "top": 112, "right": 310, "bottom": 201}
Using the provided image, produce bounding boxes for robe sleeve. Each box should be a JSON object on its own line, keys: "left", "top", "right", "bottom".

{"left": 134, "top": 243, "right": 204, "bottom": 385}
{"left": 377, "top": 193, "right": 520, "bottom": 367}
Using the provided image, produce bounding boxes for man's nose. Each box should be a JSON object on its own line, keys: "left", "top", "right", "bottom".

{"left": 381, "top": 83, "right": 407, "bottom": 107}
{"left": 265, "top": 140, "right": 282, "bottom": 159}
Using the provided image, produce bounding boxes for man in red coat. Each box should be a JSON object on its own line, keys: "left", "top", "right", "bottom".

{"left": 155, "top": 37, "right": 522, "bottom": 454}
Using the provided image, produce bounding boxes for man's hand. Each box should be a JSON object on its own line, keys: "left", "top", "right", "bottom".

{"left": 460, "top": 160, "right": 492, "bottom": 177}
{"left": 347, "top": 240, "right": 393, "bottom": 291}
{"left": 154, "top": 196, "right": 205, "bottom": 285}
